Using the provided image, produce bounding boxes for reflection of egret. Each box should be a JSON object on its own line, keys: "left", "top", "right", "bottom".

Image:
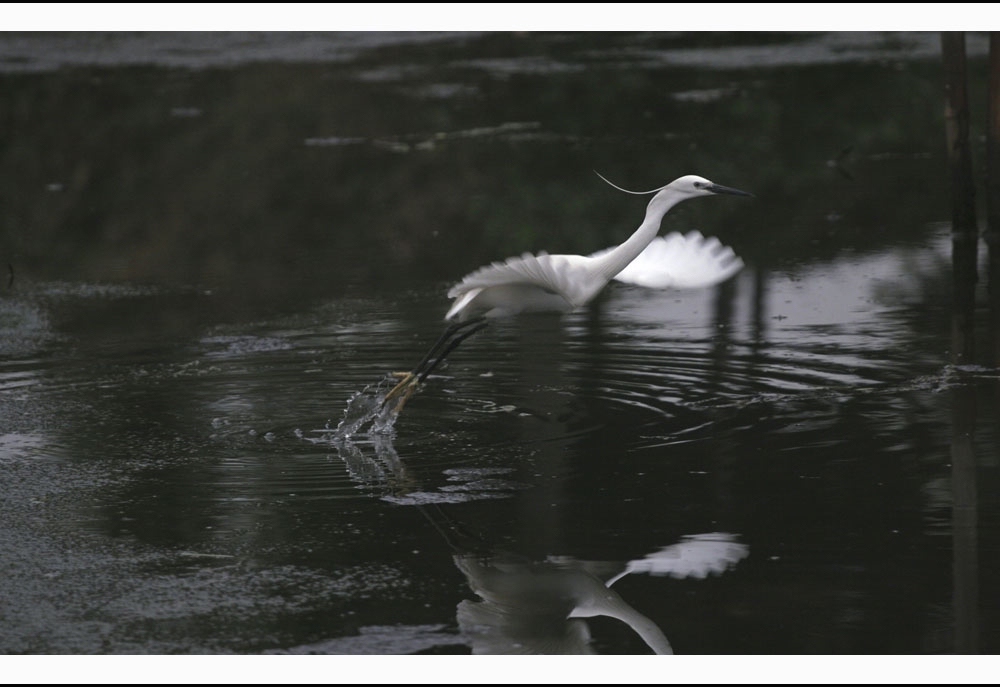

{"left": 321, "top": 438, "right": 750, "bottom": 654}
{"left": 453, "top": 534, "right": 749, "bottom": 655}
{"left": 384, "top": 173, "right": 752, "bottom": 411}
{"left": 454, "top": 553, "right": 672, "bottom": 655}
{"left": 416, "top": 504, "right": 749, "bottom": 655}
{"left": 601, "top": 533, "right": 751, "bottom": 587}
{"left": 330, "top": 432, "right": 417, "bottom": 497}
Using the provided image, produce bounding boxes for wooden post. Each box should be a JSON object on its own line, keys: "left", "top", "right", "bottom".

{"left": 987, "top": 33, "right": 1000, "bottom": 365}
{"left": 942, "top": 32, "right": 978, "bottom": 366}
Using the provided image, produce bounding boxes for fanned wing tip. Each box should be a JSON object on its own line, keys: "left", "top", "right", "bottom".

{"left": 600, "top": 230, "right": 745, "bottom": 290}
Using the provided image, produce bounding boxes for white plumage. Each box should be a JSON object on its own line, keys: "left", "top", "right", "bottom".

{"left": 383, "top": 173, "right": 752, "bottom": 411}
{"left": 597, "top": 229, "right": 745, "bottom": 290}
{"left": 445, "top": 174, "right": 750, "bottom": 322}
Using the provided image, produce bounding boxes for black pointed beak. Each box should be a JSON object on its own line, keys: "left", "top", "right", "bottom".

{"left": 707, "top": 183, "right": 754, "bottom": 198}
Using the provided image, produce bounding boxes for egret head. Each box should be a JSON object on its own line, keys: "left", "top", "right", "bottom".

{"left": 594, "top": 170, "right": 753, "bottom": 201}
{"left": 669, "top": 174, "right": 754, "bottom": 198}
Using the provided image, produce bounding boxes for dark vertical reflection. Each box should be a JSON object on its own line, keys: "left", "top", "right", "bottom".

{"left": 942, "top": 31, "right": 980, "bottom": 654}
{"left": 749, "top": 266, "right": 769, "bottom": 364}
{"left": 951, "top": 384, "right": 980, "bottom": 655}
{"left": 508, "top": 315, "right": 574, "bottom": 558}
{"left": 988, "top": 33, "right": 1000, "bottom": 367}
{"left": 709, "top": 278, "right": 739, "bottom": 526}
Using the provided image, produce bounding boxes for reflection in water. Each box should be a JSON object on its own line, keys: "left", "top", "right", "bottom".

{"left": 331, "top": 432, "right": 415, "bottom": 497}
{"left": 602, "top": 534, "right": 752, "bottom": 587}
{"left": 325, "top": 428, "right": 523, "bottom": 506}
{"left": 450, "top": 534, "right": 749, "bottom": 655}
{"left": 951, "top": 381, "right": 979, "bottom": 654}
{"left": 453, "top": 551, "right": 673, "bottom": 655}
{"left": 330, "top": 430, "right": 749, "bottom": 654}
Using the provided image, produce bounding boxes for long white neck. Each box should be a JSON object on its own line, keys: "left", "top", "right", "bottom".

{"left": 590, "top": 189, "right": 687, "bottom": 284}
{"left": 569, "top": 587, "right": 674, "bottom": 655}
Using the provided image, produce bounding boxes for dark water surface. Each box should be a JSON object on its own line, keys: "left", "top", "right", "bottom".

{"left": 1, "top": 32, "right": 999, "bottom": 658}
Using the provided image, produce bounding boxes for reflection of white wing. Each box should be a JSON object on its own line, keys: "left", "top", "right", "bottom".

{"left": 590, "top": 230, "right": 744, "bottom": 290}
{"left": 607, "top": 532, "right": 749, "bottom": 586}
{"left": 455, "top": 554, "right": 672, "bottom": 655}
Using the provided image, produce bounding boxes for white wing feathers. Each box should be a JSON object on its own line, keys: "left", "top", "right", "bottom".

{"left": 447, "top": 252, "right": 595, "bottom": 306}
{"left": 445, "top": 230, "right": 744, "bottom": 321}
{"left": 591, "top": 230, "right": 744, "bottom": 290}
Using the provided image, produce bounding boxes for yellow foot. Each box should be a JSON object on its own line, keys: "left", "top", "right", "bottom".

{"left": 382, "top": 371, "right": 419, "bottom": 412}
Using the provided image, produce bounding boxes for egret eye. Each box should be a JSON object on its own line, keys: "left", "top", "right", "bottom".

{"left": 693, "top": 181, "right": 706, "bottom": 189}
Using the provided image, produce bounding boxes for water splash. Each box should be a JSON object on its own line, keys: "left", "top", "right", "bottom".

{"left": 333, "top": 374, "right": 408, "bottom": 439}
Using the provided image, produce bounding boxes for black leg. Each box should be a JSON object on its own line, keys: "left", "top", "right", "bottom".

{"left": 381, "top": 316, "right": 488, "bottom": 409}
{"left": 416, "top": 319, "right": 488, "bottom": 383}
{"left": 408, "top": 318, "right": 484, "bottom": 381}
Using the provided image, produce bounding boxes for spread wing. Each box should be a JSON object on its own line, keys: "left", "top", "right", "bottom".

{"left": 446, "top": 251, "right": 599, "bottom": 320}
{"left": 590, "top": 230, "right": 744, "bottom": 290}
{"left": 605, "top": 533, "right": 750, "bottom": 587}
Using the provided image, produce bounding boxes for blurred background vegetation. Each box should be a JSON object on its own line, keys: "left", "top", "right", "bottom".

{"left": 0, "top": 31, "right": 989, "bottom": 317}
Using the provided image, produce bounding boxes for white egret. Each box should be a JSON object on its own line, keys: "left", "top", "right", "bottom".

{"left": 383, "top": 173, "right": 752, "bottom": 410}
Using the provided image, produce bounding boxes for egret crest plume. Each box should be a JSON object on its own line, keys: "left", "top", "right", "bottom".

{"left": 593, "top": 170, "right": 671, "bottom": 195}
